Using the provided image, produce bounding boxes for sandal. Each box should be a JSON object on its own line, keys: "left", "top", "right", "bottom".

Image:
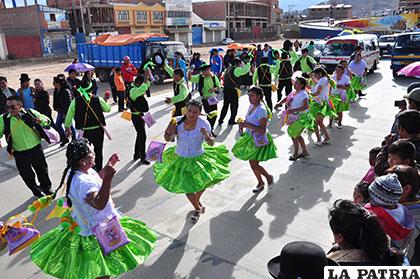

{"left": 190, "top": 210, "right": 201, "bottom": 223}
{"left": 300, "top": 153, "right": 310, "bottom": 158}
{"left": 267, "top": 175, "right": 274, "bottom": 185}
{"left": 252, "top": 184, "right": 265, "bottom": 193}
{"left": 200, "top": 206, "right": 206, "bottom": 214}
{"left": 289, "top": 155, "right": 299, "bottom": 161}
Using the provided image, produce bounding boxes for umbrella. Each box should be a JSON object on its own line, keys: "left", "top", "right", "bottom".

{"left": 227, "top": 43, "right": 256, "bottom": 50}
{"left": 398, "top": 61, "right": 420, "bottom": 78}
{"left": 64, "top": 62, "right": 95, "bottom": 73}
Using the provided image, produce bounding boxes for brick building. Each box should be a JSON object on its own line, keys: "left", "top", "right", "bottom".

{"left": 192, "top": 0, "right": 279, "bottom": 40}
{"left": 47, "top": 0, "right": 114, "bottom": 34}
{"left": 308, "top": 4, "right": 352, "bottom": 20}
{"left": 399, "top": 0, "right": 420, "bottom": 11}
{"left": 0, "top": 4, "right": 72, "bottom": 58}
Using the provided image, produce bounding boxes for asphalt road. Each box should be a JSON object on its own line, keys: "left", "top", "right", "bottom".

{"left": 0, "top": 60, "right": 417, "bottom": 278}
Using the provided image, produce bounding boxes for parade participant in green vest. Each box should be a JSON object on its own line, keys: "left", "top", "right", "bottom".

{"left": 0, "top": 95, "right": 53, "bottom": 197}
{"left": 252, "top": 56, "right": 280, "bottom": 111}
{"left": 164, "top": 62, "right": 191, "bottom": 117}
{"left": 188, "top": 63, "right": 221, "bottom": 136}
{"left": 293, "top": 48, "right": 317, "bottom": 74}
{"left": 64, "top": 80, "right": 111, "bottom": 171}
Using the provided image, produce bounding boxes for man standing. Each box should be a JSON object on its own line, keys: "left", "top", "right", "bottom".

{"left": 65, "top": 81, "right": 111, "bottom": 171}
{"left": 0, "top": 96, "right": 53, "bottom": 197}
{"left": 219, "top": 58, "right": 251, "bottom": 125}
{"left": 293, "top": 49, "right": 317, "bottom": 74}
{"left": 16, "top": 73, "right": 35, "bottom": 109}
{"left": 0, "top": 76, "right": 16, "bottom": 114}
{"left": 252, "top": 56, "right": 279, "bottom": 111}
{"left": 188, "top": 63, "right": 221, "bottom": 136}
{"left": 121, "top": 56, "right": 138, "bottom": 100}
{"left": 66, "top": 69, "right": 80, "bottom": 98}
{"left": 210, "top": 49, "right": 223, "bottom": 78}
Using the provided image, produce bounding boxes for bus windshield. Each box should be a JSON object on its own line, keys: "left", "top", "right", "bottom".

{"left": 395, "top": 34, "right": 420, "bottom": 49}
{"left": 162, "top": 44, "right": 189, "bottom": 59}
{"left": 322, "top": 42, "right": 356, "bottom": 56}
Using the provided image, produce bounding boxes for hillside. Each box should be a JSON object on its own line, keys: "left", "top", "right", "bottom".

{"left": 329, "top": 0, "right": 399, "bottom": 17}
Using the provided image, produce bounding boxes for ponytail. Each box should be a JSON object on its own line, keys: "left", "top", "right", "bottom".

{"left": 65, "top": 168, "right": 76, "bottom": 208}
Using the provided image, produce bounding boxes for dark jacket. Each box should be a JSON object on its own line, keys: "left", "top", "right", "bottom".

{"left": 67, "top": 77, "right": 80, "bottom": 98}
{"left": 53, "top": 87, "right": 72, "bottom": 114}
{"left": 34, "top": 89, "right": 51, "bottom": 116}
{"left": 0, "top": 87, "right": 16, "bottom": 114}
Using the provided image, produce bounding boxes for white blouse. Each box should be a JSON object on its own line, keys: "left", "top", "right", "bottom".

{"left": 289, "top": 90, "right": 309, "bottom": 112}
{"left": 245, "top": 103, "right": 267, "bottom": 134}
{"left": 175, "top": 117, "right": 211, "bottom": 158}
{"left": 331, "top": 74, "right": 350, "bottom": 96}
{"left": 312, "top": 76, "right": 330, "bottom": 101}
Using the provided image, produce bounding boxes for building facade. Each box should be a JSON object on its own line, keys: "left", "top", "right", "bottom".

{"left": 193, "top": 0, "right": 278, "bottom": 40}
{"left": 47, "top": 0, "right": 114, "bottom": 34}
{"left": 112, "top": 2, "right": 165, "bottom": 34}
{"left": 399, "top": 0, "right": 420, "bottom": 11}
{"left": 0, "top": 4, "right": 72, "bottom": 58}
{"left": 308, "top": 4, "right": 352, "bottom": 20}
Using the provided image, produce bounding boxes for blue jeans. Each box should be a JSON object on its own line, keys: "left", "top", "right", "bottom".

{"left": 56, "top": 112, "right": 75, "bottom": 141}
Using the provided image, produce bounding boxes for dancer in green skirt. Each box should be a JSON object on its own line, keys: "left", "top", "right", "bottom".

{"left": 275, "top": 77, "right": 314, "bottom": 161}
{"left": 30, "top": 139, "right": 157, "bottom": 279}
{"left": 348, "top": 53, "right": 368, "bottom": 97}
{"left": 232, "top": 86, "right": 277, "bottom": 193}
{"left": 328, "top": 65, "right": 351, "bottom": 129}
{"left": 309, "top": 67, "right": 335, "bottom": 146}
{"left": 154, "top": 100, "right": 231, "bottom": 223}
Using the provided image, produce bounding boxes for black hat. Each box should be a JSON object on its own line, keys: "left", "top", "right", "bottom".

{"left": 267, "top": 241, "right": 338, "bottom": 279}
{"left": 19, "top": 73, "right": 30, "bottom": 82}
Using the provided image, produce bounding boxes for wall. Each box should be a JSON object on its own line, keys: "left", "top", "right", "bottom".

{"left": 5, "top": 36, "right": 43, "bottom": 58}
{"left": 0, "top": 33, "right": 8, "bottom": 60}
{"left": 0, "top": 5, "right": 41, "bottom": 36}
{"left": 193, "top": 2, "right": 226, "bottom": 20}
{"left": 113, "top": 3, "right": 165, "bottom": 33}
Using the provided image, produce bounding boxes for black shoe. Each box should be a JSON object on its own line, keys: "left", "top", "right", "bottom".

{"left": 228, "top": 121, "right": 238, "bottom": 125}
{"left": 140, "top": 159, "right": 151, "bottom": 165}
{"left": 133, "top": 154, "right": 140, "bottom": 161}
{"left": 358, "top": 92, "right": 366, "bottom": 97}
{"left": 211, "top": 131, "right": 217, "bottom": 137}
{"left": 43, "top": 189, "right": 54, "bottom": 196}
{"left": 218, "top": 120, "right": 223, "bottom": 126}
{"left": 60, "top": 138, "right": 69, "bottom": 147}
{"left": 33, "top": 192, "right": 44, "bottom": 198}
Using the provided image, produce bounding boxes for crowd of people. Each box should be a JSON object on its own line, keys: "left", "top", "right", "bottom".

{"left": 1, "top": 38, "right": 420, "bottom": 278}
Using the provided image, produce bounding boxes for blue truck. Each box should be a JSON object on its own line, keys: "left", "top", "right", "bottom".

{"left": 77, "top": 35, "right": 190, "bottom": 83}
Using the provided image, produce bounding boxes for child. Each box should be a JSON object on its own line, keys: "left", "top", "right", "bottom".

{"left": 388, "top": 139, "right": 417, "bottom": 168}
{"left": 365, "top": 174, "right": 416, "bottom": 251}
{"left": 114, "top": 67, "right": 126, "bottom": 112}
{"left": 360, "top": 147, "right": 381, "bottom": 185}
{"left": 275, "top": 76, "right": 314, "bottom": 160}
{"left": 353, "top": 181, "right": 370, "bottom": 206}
{"left": 328, "top": 65, "right": 350, "bottom": 129}
{"left": 339, "top": 60, "right": 357, "bottom": 103}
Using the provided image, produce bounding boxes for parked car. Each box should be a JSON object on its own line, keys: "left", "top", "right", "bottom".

{"left": 378, "top": 34, "right": 398, "bottom": 56}
{"left": 221, "top": 38, "right": 235, "bottom": 45}
{"left": 391, "top": 32, "right": 420, "bottom": 78}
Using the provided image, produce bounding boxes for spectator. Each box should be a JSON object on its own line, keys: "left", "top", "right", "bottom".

{"left": 66, "top": 69, "right": 80, "bottom": 98}
{"left": 307, "top": 41, "right": 315, "bottom": 57}
{"left": 121, "top": 55, "right": 138, "bottom": 90}
{"left": 53, "top": 76, "right": 74, "bottom": 146}
{"left": 114, "top": 67, "right": 126, "bottom": 112}
{"left": 268, "top": 241, "right": 338, "bottom": 279}
{"left": 353, "top": 181, "right": 370, "bottom": 206}
{"left": 16, "top": 73, "right": 35, "bottom": 109}
{"left": 388, "top": 165, "right": 420, "bottom": 264}
{"left": 33, "top": 79, "right": 54, "bottom": 127}
{"left": 404, "top": 87, "right": 420, "bottom": 111}
{"left": 256, "top": 44, "right": 262, "bottom": 66}
{"left": 328, "top": 199, "right": 403, "bottom": 265}
{"left": 210, "top": 49, "right": 223, "bottom": 78}
{"left": 407, "top": 82, "right": 420, "bottom": 97}
{"left": 223, "top": 49, "right": 235, "bottom": 69}
{"left": 414, "top": 23, "right": 420, "bottom": 32}
{"left": 375, "top": 110, "right": 420, "bottom": 175}
{"left": 173, "top": 51, "right": 187, "bottom": 81}
{"left": 365, "top": 174, "right": 416, "bottom": 251}
{"left": 361, "top": 146, "right": 381, "bottom": 185}
{"left": 108, "top": 66, "right": 117, "bottom": 103}
{"left": 262, "top": 44, "right": 273, "bottom": 65}
{"left": 190, "top": 53, "right": 203, "bottom": 92}
{"left": 388, "top": 140, "right": 416, "bottom": 168}
{"left": 0, "top": 76, "right": 16, "bottom": 114}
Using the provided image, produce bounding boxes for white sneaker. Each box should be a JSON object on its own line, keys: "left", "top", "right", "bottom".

{"left": 337, "top": 124, "right": 342, "bottom": 129}
{"left": 316, "top": 141, "right": 323, "bottom": 146}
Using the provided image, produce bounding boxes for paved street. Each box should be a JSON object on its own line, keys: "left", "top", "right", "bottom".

{"left": 0, "top": 60, "right": 417, "bottom": 278}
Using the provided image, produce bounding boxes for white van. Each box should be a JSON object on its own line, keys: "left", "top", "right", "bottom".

{"left": 320, "top": 34, "right": 380, "bottom": 73}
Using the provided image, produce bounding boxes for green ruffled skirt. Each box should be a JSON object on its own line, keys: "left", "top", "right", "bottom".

{"left": 30, "top": 216, "right": 157, "bottom": 279}
{"left": 309, "top": 99, "right": 338, "bottom": 118}
{"left": 331, "top": 94, "right": 349, "bottom": 113}
{"left": 347, "top": 86, "right": 357, "bottom": 102}
{"left": 287, "top": 112, "right": 316, "bottom": 138}
{"left": 154, "top": 144, "right": 231, "bottom": 193}
{"left": 351, "top": 76, "right": 367, "bottom": 92}
{"left": 232, "top": 132, "right": 277, "bottom": 161}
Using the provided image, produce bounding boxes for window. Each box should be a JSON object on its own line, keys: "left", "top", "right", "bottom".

{"left": 49, "top": 13, "right": 56, "bottom": 21}
{"left": 153, "top": 11, "right": 163, "bottom": 21}
{"left": 136, "top": 11, "right": 147, "bottom": 22}
{"left": 117, "top": 11, "right": 130, "bottom": 21}
{"left": 167, "top": 11, "right": 191, "bottom": 18}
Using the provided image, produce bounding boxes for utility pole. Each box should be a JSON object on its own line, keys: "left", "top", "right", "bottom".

{"left": 79, "top": 0, "right": 86, "bottom": 35}
{"left": 227, "top": 0, "right": 230, "bottom": 38}
{"left": 287, "top": 4, "right": 296, "bottom": 30}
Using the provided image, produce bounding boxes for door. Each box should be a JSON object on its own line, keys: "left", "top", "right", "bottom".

{"left": 192, "top": 26, "right": 203, "bottom": 46}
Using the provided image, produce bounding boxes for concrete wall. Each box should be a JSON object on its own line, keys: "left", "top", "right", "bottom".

{"left": 0, "top": 5, "right": 41, "bottom": 36}
{"left": 0, "top": 33, "right": 8, "bottom": 60}
{"left": 193, "top": 2, "right": 226, "bottom": 20}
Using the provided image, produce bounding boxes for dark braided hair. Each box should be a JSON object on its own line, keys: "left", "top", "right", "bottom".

{"left": 176, "top": 99, "right": 203, "bottom": 126}
{"left": 54, "top": 139, "right": 91, "bottom": 207}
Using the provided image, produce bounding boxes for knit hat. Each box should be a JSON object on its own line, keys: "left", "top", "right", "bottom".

{"left": 368, "top": 174, "right": 403, "bottom": 206}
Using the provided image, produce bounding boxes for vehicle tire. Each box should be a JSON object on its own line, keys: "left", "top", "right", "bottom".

{"left": 393, "top": 70, "right": 399, "bottom": 78}
{"left": 97, "top": 68, "right": 110, "bottom": 82}
{"left": 369, "top": 60, "right": 377, "bottom": 73}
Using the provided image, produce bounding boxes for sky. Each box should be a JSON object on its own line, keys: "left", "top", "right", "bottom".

{"left": 280, "top": 0, "right": 322, "bottom": 11}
